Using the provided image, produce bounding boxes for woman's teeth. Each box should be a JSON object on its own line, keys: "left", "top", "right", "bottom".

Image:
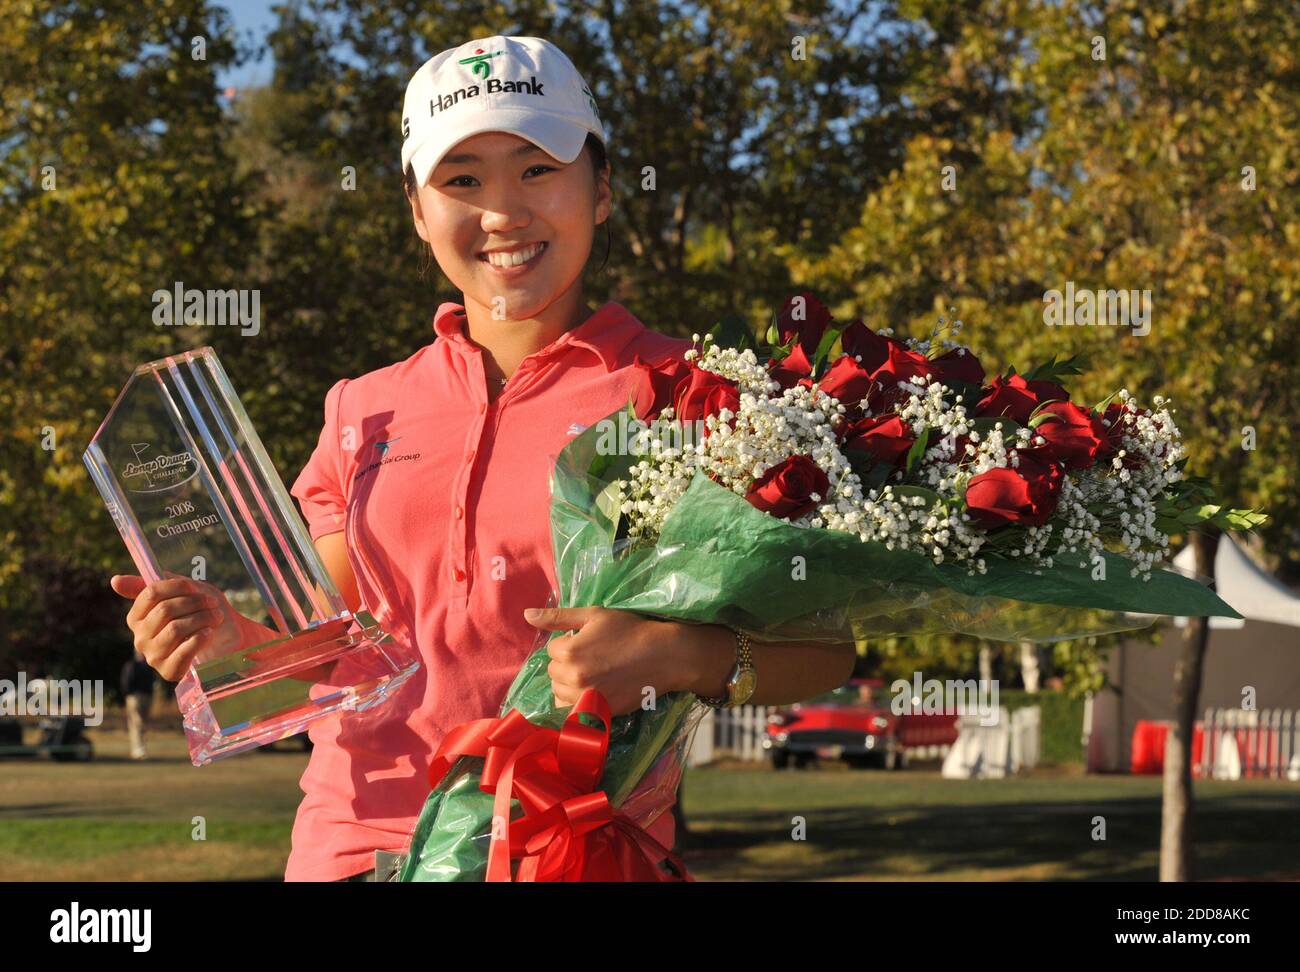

{"left": 481, "top": 242, "right": 546, "bottom": 268}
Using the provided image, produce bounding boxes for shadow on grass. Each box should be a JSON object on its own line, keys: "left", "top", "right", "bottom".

{"left": 677, "top": 785, "right": 1300, "bottom": 881}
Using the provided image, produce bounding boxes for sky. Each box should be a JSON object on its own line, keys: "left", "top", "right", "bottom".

{"left": 215, "top": 0, "right": 279, "bottom": 91}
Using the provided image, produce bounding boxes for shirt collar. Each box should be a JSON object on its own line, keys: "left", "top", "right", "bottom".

{"left": 432, "top": 301, "right": 642, "bottom": 372}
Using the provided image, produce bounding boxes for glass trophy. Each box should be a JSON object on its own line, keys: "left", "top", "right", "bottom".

{"left": 83, "top": 347, "right": 420, "bottom": 765}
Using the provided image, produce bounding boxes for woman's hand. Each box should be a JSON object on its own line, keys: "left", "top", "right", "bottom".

{"left": 111, "top": 574, "right": 243, "bottom": 681}
{"left": 523, "top": 606, "right": 692, "bottom": 716}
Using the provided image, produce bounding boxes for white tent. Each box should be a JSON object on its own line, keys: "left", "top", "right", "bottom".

{"left": 1084, "top": 535, "right": 1300, "bottom": 773}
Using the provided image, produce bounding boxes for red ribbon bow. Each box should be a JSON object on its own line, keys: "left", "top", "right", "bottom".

{"left": 426, "top": 688, "right": 693, "bottom": 882}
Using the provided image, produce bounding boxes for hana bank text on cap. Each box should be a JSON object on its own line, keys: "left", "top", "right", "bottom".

{"left": 401, "top": 35, "right": 606, "bottom": 191}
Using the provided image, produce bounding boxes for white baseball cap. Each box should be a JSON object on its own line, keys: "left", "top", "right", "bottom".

{"left": 401, "top": 35, "right": 606, "bottom": 191}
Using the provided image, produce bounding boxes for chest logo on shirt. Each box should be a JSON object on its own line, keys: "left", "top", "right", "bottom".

{"left": 354, "top": 436, "right": 422, "bottom": 481}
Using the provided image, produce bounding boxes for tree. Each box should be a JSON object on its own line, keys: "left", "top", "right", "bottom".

{"left": 0, "top": 0, "right": 259, "bottom": 676}
{"left": 795, "top": 0, "right": 1298, "bottom": 879}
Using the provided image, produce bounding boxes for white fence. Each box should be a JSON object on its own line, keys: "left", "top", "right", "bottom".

{"left": 686, "top": 705, "right": 771, "bottom": 766}
{"left": 1012, "top": 706, "right": 1041, "bottom": 771}
{"left": 1198, "top": 708, "right": 1300, "bottom": 781}
{"left": 940, "top": 706, "right": 1041, "bottom": 778}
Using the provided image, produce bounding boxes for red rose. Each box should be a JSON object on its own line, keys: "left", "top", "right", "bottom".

{"left": 857, "top": 341, "right": 935, "bottom": 413}
{"left": 931, "top": 347, "right": 985, "bottom": 386}
{"left": 767, "top": 343, "right": 813, "bottom": 390}
{"left": 839, "top": 319, "right": 893, "bottom": 373}
{"left": 776, "top": 291, "right": 833, "bottom": 358}
{"left": 745, "top": 455, "right": 830, "bottom": 521}
{"left": 627, "top": 353, "right": 691, "bottom": 421}
{"left": 840, "top": 414, "right": 915, "bottom": 467}
{"left": 802, "top": 353, "right": 874, "bottom": 409}
{"left": 965, "top": 451, "right": 1063, "bottom": 528}
{"left": 871, "top": 339, "right": 936, "bottom": 387}
{"left": 975, "top": 373, "right": 1069, "bottom": 424}
{"left": 1032, "top": 401, "right": 1107, "bottom": 471}
{"left": 672, "top": 364, "right": 741, "bottom": 433}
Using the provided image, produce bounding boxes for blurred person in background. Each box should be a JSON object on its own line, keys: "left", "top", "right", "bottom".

{"left": 119, "top": 649, "right": 157, "bottom": 760}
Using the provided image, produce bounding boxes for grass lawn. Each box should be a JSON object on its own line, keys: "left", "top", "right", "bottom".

{"left": 677, "top": 760, "right": 1300, "bottom": 881}
{"left": 0, "top": 726, "right": 302, "bottom": 881}
{"left": 2, "top": 723, "right": 1297, "bottom": 881}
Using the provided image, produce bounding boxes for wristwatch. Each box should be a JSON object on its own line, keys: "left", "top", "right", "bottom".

{"left": 698, "top": 626, "right": 756, "bottom": 708}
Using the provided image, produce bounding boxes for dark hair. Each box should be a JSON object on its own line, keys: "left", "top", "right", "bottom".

{"left": 404, "top": 132, "right": 612, "bottom": 274}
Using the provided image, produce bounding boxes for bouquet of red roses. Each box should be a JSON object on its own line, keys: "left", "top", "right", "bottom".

{"left": 399, "top": 292, "right": 1262, "bottom": 882}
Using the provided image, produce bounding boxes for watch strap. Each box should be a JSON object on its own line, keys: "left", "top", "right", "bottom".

{"left": 699, "top": 626, "right": 753, "bottom": 708}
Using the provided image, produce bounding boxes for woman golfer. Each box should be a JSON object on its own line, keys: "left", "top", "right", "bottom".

{"left": 111, "top": 35, "right": 856, "bottom": 881}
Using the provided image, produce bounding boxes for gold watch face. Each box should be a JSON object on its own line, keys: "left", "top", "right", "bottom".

{"left": 732, "top": 669, "right": 757, "bottom": 705}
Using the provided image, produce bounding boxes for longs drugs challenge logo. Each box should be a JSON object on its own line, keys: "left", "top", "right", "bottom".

{"left": 121, "top": 442, "right": 199, "bottom": 492}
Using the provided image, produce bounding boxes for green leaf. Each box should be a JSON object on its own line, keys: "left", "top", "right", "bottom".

{"left": 1154, "top": 514, "right": 1183, "bottom": 535}
{"left": 1180, "top": 503, "right": 1221, "bottom": 526}
{"left": 893, "top": 484, "right": 943, "bottom": 506}
{"left": 810, "top": 325, "right": 843, "bottom": 376}
{"left": 1026, "top": 398, "right": 1068, "bottom": 425}
{"left": 969, "top": 417, "right": 1022, "bottom": 439}
{"left": 1093, "top": 390, "right": 1121, "bottom": 413}
{"left": 1024, "top": 352, "right": 1089, "bottom": 384}
{"left": 1211, "top": 507, "right": 1270, "bottom": 531}
{"left": 849, "top": 452, "right": 894, "bottom": 494}
{"left": 943, "top": 379, "right": 984, "bottom": 405}
{"left": 904, "top": 427, "right": 931, "bottom": 473}
{"left": 708, "top": 313, "right": 756, "bottom": 352}
{"left": 1028, "top": 410, "right": 1065, "bottom": 429}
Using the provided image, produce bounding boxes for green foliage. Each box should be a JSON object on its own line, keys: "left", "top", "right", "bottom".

{"left": 706, "top": 313, "right": 756, "bottom": 353}
{"left": 1023, "top": 352, "right": 1089, "bottom": 384}
{"left": 0, "top": 0, "right": 256, "bottom": 674}
{"left": 999, "top": 689, "right": 1086, "bottom": 765}
{"left": 904, "top": 427, "right": 932, "bottom": 473}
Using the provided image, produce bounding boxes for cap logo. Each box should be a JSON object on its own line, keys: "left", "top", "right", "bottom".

{"left": 581, "top": 83, "right": 601, "bottom": 119}
{"left": 459, "top": 47, "right": 504, "bottom": 79}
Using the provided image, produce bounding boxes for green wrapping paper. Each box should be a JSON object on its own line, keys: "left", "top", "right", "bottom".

{"left": 399, "top": 403, "right": 1240, "bottom": 881}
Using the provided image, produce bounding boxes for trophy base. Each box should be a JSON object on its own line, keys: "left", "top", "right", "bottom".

{"left": 175, "top": 612, "right": 419, "bottom": 766}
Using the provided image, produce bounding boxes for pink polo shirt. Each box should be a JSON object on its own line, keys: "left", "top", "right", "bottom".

{"left": 284, "top": 300, "right": 693, "bottom": 881}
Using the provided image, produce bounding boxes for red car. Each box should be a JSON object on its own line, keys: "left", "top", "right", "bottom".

{"left": 763, "top": 678, "right": 960, "bottom": 770}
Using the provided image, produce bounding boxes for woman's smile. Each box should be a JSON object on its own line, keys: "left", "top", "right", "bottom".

{"left": 477, "top": 241, "right": 549, "bottom": 278}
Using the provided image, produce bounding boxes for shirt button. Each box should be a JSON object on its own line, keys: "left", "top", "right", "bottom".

{"left": 479, "top": 402, "right": 486, "bottom": 414}
{"left": 452, "top": 567, "right": 466, "bottom": 582}
{"left": 466, "top": 449, "right": 475, "bottom": 462}
{"left": 454, "top": 506, "right": 464, "bottom": 519}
